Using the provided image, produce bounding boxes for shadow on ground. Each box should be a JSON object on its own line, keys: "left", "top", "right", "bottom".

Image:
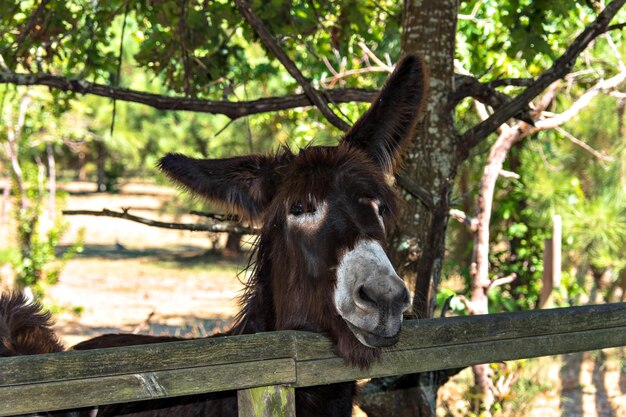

{"left": 57, "top": 244, "right": 249, "bottom": 267}
{"left": 560, "top": 350, "right": 625, "bottom": 417}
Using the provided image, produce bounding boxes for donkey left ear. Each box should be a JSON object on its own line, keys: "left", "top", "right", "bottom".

{"left": 158, "top": 153, "right": 288, "bottom": 220}
{"left": 341, "top": 54, "right": 427, "bottom": 174}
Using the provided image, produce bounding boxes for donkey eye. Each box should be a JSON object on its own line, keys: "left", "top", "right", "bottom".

{"left": 290, "top": 201, "right": 305, "bottom": 216}
{"left": 378, "top": 204, "right": 388, "bottom": 217}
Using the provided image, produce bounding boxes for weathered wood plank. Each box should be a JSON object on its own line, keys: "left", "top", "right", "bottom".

{"left": 237, "top": 385, "right": 296, "bottom": 417}
{"left": 0, "top": 331, "right": 296, "bottom": 386}
{"left": 0, "top": 303, "right": 624, "bottom": 416}
{"left": 3, "top": 304, "right": 622, "bottom": 387}
{"left": 295, "top": 325, "right": 626, "bottom": 386}
{"left": 293, "top": 303, "right": 626, "bottom": 360}
{"left": 0, "top": 358, "right": 296, "bottom": 417}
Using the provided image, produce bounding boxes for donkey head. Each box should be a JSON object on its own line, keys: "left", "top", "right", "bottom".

{"left": 159, "top": 55, "right": 426, "bottom": 367}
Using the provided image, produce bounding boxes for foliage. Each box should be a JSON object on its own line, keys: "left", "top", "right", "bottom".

{"left": 10, "top": 166, "right": 84, "bottom": 298}
{"left": 0, "top": 87, "right": 84, "bottom": 298}
{"left": 457, "top": 2, "right": 590, "bottom": 86}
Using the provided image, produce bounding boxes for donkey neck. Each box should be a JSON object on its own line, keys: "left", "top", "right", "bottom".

{"left": 228, "top": 236, "right": 276, "bottom": 336}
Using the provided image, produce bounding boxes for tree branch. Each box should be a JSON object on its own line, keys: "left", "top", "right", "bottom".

{"left": 234, "top": 0, "right": 351, "bottom": 131}
{"left": 453, "top": 74, "right": 535, "bottom": 125}
{"left": 461, "top": 0, "right": 626, "bottom": 151}
{"left": 488, "top": 273, "right": 518, "bottom": 291}
{"left": 486, "top": 78, "right": 535, "bottom": 89}
{"left": 62, "top": 209, "right": 259, "bottom": 234}
{"left": 449, "top": 208, "right": 478, "bottom": 231}
{"left": 533, "top": 69, "right": 626, "bottom": 131}
{"left": 0, "top": 71, "right": 377, "bottom": 118}
{"left": 607, "top": 22, "right": 626, "bottom": 31}
{"left": 395, "top": 172, "right": 435, "bottom": 211}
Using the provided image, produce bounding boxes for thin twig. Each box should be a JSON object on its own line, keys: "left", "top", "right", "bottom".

{"left": 449, "top": 208, "right": 478, "bottom": 231}
{"left": 498, "top": 169, "right": 520, "bottom": 179}
{"left": 604, "top": 32, "right": 626, "bottom": 71}
{"left": 555, "top": 126, "right": 616, "bottom": 164}
{"left": 189, "top": 210, "right": 241, "bottom": 222}
{"left": 322, "top": 66, "right": 392, "bottom": 88}
{"left": 357, "top": 42, "right": 393, "bottom": 72}
{"left": 488, "top": 273, "right": 517, "bottom": 291}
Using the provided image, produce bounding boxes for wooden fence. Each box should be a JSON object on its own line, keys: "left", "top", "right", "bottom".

{"left": 1, "top": 303, "right": 626, "bottom": 416}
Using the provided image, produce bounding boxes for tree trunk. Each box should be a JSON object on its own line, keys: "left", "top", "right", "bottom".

{"left": 95, "top": 140, "right": 106, "bottom": 192}
{"left": 78, "top": 151, "right": 87, "bottom": 181}
{"left": 224, "top": 232, "right": 243, "bottom": 257}
{"left": 46, "top": 142, "right": 56, "bottom": 221}
{"left": 0, "top": 179, "right": 8, "bottom": 228}
{"left": 360, "top": 2, "right": 460, "bottom": 417}
{"left": 398, "top": 0, "right": 459, "bottom": 320}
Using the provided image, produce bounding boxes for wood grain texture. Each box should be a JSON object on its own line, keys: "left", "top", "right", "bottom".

{"left": 0, "top": 303, "right": 624, "bottom": 415}
{"left": 0, "top": 358, "right": 295, "bottom": 416}
{"left": 0, "top": 331, "right": 295, "bottom": 386}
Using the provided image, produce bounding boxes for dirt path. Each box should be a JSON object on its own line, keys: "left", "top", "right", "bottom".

{"left": 48, "top": 181, "right": 248, "bottom": 346}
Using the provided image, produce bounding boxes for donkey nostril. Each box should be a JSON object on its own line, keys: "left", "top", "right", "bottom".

{"left": 357, "top": 285, "right": 377, "bottom": 308}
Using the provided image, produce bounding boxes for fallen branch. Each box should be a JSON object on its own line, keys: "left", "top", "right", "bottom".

{"left": 62, "top": 209, "right": 259, "bottom": 234}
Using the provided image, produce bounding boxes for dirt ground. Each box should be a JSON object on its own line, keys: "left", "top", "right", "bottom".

{"left": 2, "top": 180, "right": 625, "bottom": 416}
{"left": 47, "top": 181, "right": 248, "bottom": 346}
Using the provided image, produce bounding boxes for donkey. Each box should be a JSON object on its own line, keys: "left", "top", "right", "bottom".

{"left": 0, "top": 292, "right": 97, "bottom": 417}
{"left": 11, "top": 54, "right": 426, "bottom": 417}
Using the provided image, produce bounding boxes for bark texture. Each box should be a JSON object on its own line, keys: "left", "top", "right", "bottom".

{"left": 396, "top": 0, "right": 460, "bottom": 320}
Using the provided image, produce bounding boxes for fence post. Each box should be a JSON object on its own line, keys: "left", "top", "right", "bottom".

{"left": 540, "top": 215, "right": 562, "bottom": 308}
{"left": 552, "top": 214, "right": 562, "bottom": 288}
{"left": 237, "top": 385, "right": 296, "bottom": 417}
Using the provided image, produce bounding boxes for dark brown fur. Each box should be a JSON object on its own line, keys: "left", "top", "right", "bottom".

{"left": 0, "top": 292, "right": 65, "bottom": 356}
{"left": 0, "top": 293, "right": 97, "bottom": 417}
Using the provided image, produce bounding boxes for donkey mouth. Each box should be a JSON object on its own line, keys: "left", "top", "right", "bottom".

{"left": 346, "top": 321, "right": 400, "bottom": 348}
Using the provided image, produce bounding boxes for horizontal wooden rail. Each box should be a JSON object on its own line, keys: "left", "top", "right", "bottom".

{"left": 1, "top": 303, "right": 626, "bottom": 416}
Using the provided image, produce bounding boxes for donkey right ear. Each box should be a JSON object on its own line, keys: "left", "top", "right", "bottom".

{"left": 158, "top": 153, "right": 287, "bottom": 220}
{"left": 341, "top": 54, "right": 427, "bottom": 174}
